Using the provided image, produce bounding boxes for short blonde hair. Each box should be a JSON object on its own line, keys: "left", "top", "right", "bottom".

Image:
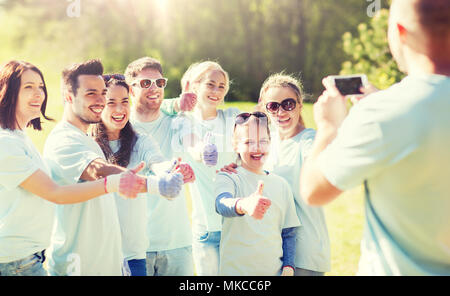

{"left": 181, "top": 61, "right": 230, "bottom": 94}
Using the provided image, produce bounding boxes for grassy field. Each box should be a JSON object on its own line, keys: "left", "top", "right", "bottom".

{"left": 26, "top": 97, "right": 364, "bottom": 276}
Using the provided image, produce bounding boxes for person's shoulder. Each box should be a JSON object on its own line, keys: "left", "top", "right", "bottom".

{"left": 298, "top": 128, "right": 316, "bottom": 141}
{"left": 223, "top": 107, "right": 241, "bottom": 117}
{"left": 0, "top": 129, "right": 25, "bottom": 148}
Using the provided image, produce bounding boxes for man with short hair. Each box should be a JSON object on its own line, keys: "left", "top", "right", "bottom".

{"left": 300, "top": 0, "right": 450, "bottom": 275}
{"left": 43, "top": 59, "right": 147, "bottom": 276}
{"left": 125, "top": 57, "right": 198, "bottom": 276}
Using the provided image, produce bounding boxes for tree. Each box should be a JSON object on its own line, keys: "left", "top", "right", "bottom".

{"left": 340, "top": 8, "right": 404, "bottom": 90}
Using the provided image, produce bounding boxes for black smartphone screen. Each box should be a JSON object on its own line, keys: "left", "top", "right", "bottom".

{"left": 334, "top": 77, "right": 363, "bottom": 95}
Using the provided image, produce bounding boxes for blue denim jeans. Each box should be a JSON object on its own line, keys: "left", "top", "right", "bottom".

{"left": 146, "top": 246, "right": 194, "bottom": 276}
{"left": 192, "top": 230, "right": 221, "bottom": 276}
{"left": 127, "top": 259, "right": 147, "bottom": 276}
{"left": 0, "top": 251, "right": 47, "bottom": 276}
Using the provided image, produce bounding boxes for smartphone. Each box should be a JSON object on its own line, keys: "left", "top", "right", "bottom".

{"left": 330, "top": 74, "right": 368, "bottom": 96}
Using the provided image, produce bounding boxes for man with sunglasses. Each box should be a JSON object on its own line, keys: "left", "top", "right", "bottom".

{"left": 301, "top": 0, "right": 450, "bottom": 275}
{"left": 124, "top": 57, "right": 200, "bottom": 276}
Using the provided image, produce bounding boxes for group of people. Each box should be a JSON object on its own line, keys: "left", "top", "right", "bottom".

{"left": 0, "top": 0, "right": 449, "bottom": 276}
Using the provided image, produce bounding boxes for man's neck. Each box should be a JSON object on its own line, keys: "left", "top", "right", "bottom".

{"left": 62, "top": 109, "right": 89, "bottom": 134}
{"left": 406, "top": 51, "right": 450, "bottom": 77}
{"left": 134, "top": 106, "right": 161, "bottom": 123}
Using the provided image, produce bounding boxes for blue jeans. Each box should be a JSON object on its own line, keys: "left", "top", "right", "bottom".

{"left": 127, "top": 259, "right": 147, "bottom": 276}
{"left": 0, "top": 251, "right": 47, "bottom": 276}
{"left": 192, "top": 230, "right": 221, "bottom": 276}
{"left": 294, "top": 267, "right": 325, "bottom": 276}
{"left": 146, "top": 246, "right": 194, "bottom": 276}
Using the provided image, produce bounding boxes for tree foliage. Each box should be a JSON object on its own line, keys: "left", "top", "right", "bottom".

{"left": 0, "top": 0, "right": 390, "bottom": 100}
{"left": 340, "top": 8, "right": 404, "bottom": 90}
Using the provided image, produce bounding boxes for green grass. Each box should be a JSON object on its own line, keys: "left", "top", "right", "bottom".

{"left": 27, "top": 98, "right": 364, "bottom": 276}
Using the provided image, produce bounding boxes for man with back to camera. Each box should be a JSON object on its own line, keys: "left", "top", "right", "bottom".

{"left": 300, "top": 0, "right": 450, "bottom": 275}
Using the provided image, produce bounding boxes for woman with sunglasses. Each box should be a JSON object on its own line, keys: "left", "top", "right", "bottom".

{"left": 0, "top": 61, "right": 142, "bottom": 276}
{"left": 92, "top": 75, "right": 193, "bottom": 276}
{"left": 260, "top": 73, "right": 331, "bottom": 276}
{"left": 214, "top": 112, "right": 300, "bottom": 275}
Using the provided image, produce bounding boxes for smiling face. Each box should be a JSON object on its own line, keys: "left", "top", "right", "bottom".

{"left": 15, "top": 69, "right": 45, "bottom": 129}
{"left": 233, "top": 118, "right": 271, "bottom": 175}
{"left": 101, "top": 84, "right": 130, "bottom": 140}
{"left": 194, "top": 70, "right": 227, "bottom": 110}
{"left": 69, "top": 74, "right": 107, "bottom": 126}
{"left": 262, "top": 86, "right": 303, "bottom": 139}
{"left": 130, "top": 67, "right": 164, "bottom": 113}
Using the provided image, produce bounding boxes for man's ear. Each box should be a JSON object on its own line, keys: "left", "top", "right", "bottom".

{"left": 63, "top": 89, "right": 74, "bottom": 104}
{"left": 397, "top": 23, "right": 408, "bottom": 43}
{"left": 129, "top": 85, "right": 136, "bottom": 98}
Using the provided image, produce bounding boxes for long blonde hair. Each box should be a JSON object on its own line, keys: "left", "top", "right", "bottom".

{"left": 181, "top": 61, "right": 230, "bottom": 95}
{"left": 259, "top": 72, "right": 305, "bottom": 127}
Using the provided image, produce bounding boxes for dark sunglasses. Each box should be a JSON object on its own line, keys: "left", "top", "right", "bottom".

{"left": 103, "top": 74, "right": 125, "bottom": 82}
{"left": 133, "top": 78, "right": 168, "bottom": 89}
{"left": 235, "top": 112, "right": 268, "bottom": 125}
{"left": 265, "top": 98, "right": 297, "bottom": 113}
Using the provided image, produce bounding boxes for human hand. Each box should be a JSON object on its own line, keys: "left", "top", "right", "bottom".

{"left": 174, "top": 161, "right": 196, "bottom": 184}
{"left": 202, "top": 132, "right": 218, "bottom": 167}
{"left": 179, "top": 81, "right": 197, "bottom": 112}
{"left": 216, "top": 162, "right": 238, "bottom": 174}
{"left": 107, "top": 161, "right": 147, "bottom": 199}
{"left": 314, "top": 76, "right": 349, "bottom": 131}
{"left": 281, "top": 266, "right": 294, "bottom": 276}
{"left": 147, "top": 172, "right": 184, "bottom": 200}
{"left": 158, "top": 173, "right": 184, "bottom": 200}
{"left": 237, "top": 181, "right": 271, "bottom": 220}
{"left": 349, "top": 83, "right": 379, "bottom": 104}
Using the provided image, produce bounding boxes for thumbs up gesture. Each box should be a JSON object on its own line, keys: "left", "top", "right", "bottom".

{"left": 202, "top": 132, "right": 218, "bottom": 167}
{"left": 236, "top": 181, "right": 271, "bottom": 220}
{"left": 179, "top": 81, "right": 197, "bottom": 112}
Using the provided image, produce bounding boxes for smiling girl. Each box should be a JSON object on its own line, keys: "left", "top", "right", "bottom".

{"left": 92, "top": 76, "right": 193, "bottom": 276}
{"left": 214, "top": 112, "right": 300, "bottom": 276}
{"left": 260, "top": 73, "right": 331, "bottom": 276}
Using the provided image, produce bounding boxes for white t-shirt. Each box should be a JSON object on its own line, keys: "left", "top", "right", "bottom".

{"left": 265, "top": 128, "right": 331, "bottom": 272}
{"left": 110, "top": 133, "right": 165, "bottom": 260}
{"left": 215, "top": 167, "right": 300, "bottom": 276}
{"left": 183, "top": 108, "right": 240, "bottom": 233}
{"left": 0, "top": 128, "right": 54, "bottom": 263}
{"left": 318, "top": 74, "right": 450, "bottom": 275}
{"left": 43, "top": 121, "right": 123, "bottom": 276}
{"left": 131, "top": 111, "right": 192, "bottom": 251}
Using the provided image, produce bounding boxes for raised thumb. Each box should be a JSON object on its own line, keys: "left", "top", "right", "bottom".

{"left": 256, "top": 180, "right": 264, "bottom": 195}
{"left": 130, "top": 161, "right": 145, "bottom": 174}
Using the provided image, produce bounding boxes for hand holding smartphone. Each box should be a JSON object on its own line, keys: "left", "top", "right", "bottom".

{"left": 329, "top": 74, "right": 368, "bottom": 96}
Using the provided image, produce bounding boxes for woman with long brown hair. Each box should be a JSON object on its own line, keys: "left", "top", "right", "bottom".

{"left": 0, "top": 61, "right": 141, "bottom": 276}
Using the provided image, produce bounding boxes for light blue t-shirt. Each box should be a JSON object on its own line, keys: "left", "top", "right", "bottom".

{"left": 182, "top": 108, "right": 240, "bottom": 233}
{"left": 215, "top": 167, "right": 300, "bottom": 276}
{"left": 265, "top": 128, "right": 331, "bottom": 272}
{"left": 0, "top": 128, "right": 54, "bottom": 263}
{"left": 318, "top": 74, "right": 450, "bottom": 275}
{"left": 43, "top": 121, "right": 123, "bottom": 276}
{"left": 130, "top": 111, "right": 192, "bottom": 251}
{"left": 110, "top": 133, "right": 165, "bottom": 260}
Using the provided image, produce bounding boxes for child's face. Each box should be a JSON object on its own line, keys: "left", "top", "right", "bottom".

{"left": 194, "top": 70, "right": 227, "bottom": 110}
{"left": 233, "top": 118, "right": 271, "bottom": 174}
